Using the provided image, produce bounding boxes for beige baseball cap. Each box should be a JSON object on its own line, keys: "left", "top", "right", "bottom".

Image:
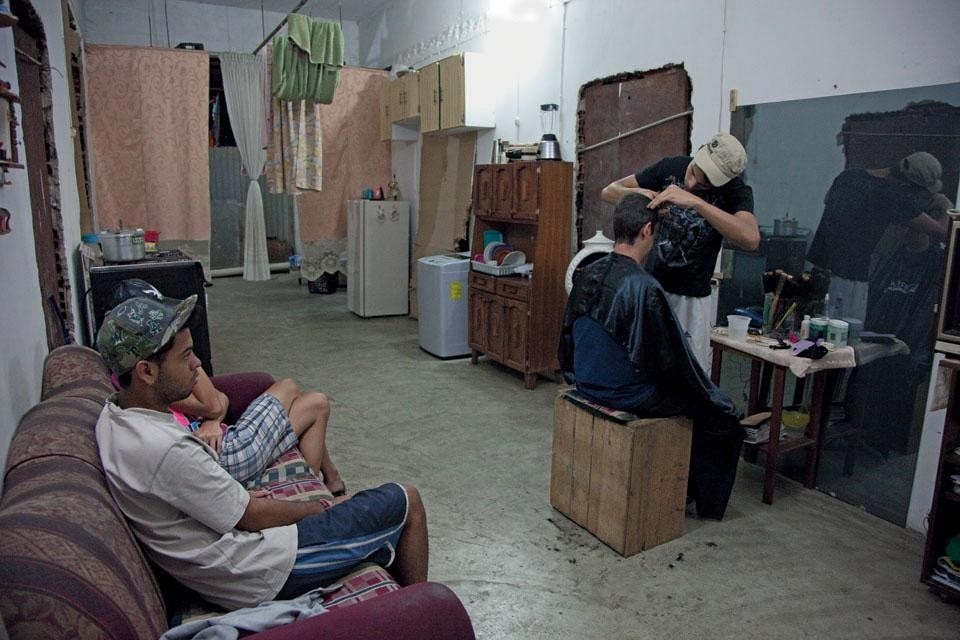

{"left": 899, "top": 151, "right": 942, "bottom": 193}
{"left": 692, "top": 133, "right": 747, "bottom": 187}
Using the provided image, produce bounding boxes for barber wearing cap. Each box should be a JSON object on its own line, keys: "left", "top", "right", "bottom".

{"left": 602, "top": 133, "right": 759, "bottom": 369}
{"left": 94, "top": 294, "right": 427, "bottom": 611}
{"left": 806, "top": 151, "right": 952, "bottom": 322}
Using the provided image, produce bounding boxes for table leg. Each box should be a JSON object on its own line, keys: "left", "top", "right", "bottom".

{"left": 710, "top": 344, "right": 723, "bottom": 384}
{"left": 743, "top": 359, "right": 763, "bottom": 465}
{"left": 758, "top": 362, "right": 774, "bottom": 411}
{"left": 804, "top": 371, "right": 828, "bottom": 488}
{"left": 763, "top": 366, "right": 787, "bottom": 505}
{"left": 748, "top": 360, "right": 762, "bottom": 416}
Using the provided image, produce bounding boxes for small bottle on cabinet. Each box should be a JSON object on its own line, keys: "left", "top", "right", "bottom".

{"left": 800, "top": 315, "right": 811, "bottom": 340}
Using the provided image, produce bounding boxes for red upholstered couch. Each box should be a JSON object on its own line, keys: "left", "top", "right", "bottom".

{"left": 0, "top": 345, "right": 475, "bottom": 640}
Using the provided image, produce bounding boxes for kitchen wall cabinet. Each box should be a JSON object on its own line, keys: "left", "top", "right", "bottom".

{"left": 921, "top": 358, "right": 960, "bottom": 601}
{"left": 468, "top": 161, "right": 572, "bottom": 389}
{"left": 389, "top": 71, "right": 419, "bottom": 123}
{"left": 420, "top": 53, "right": 494, "bottom": 134}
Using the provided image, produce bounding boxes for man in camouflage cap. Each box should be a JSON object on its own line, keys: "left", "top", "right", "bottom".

{"left": 94, "top": 294, "right": 428, "bottom": 611}
{"left": 97, "top": 294, "right": 198, "bottom": 377}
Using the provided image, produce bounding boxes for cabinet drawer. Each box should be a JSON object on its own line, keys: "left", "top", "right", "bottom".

{"left": 469, "top": 272, "right": 496, "bottom": 292}
{"left": 496, "top": 278, "right": 530, "bottom": 301}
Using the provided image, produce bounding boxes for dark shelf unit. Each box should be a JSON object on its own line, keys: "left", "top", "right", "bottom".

{"left": 921, "top": 358, "right": 960, "bottom": 601}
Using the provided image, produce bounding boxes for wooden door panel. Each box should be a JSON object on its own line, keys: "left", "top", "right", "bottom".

{"left": 438, "top": 54, "right": 464, "bottom": 130}
{"left": 468, "top": 288, "right": 488, "bottom": 352}
{"left": 514, "top": 162, "right": 540, "bottom": 220}
{"left": 16, "top": 25, "right": 65, "bottom": 348}
{"left": 475, "top": 166, "right": 494, "bottom": 216}
{"left": 577, "top": 66, "right": 691, "bottom": 244}
{"left": 420, "top": 63, "right": 440, "bottom": 133}
{"left": 502, "top": 299, "right": 529, "bottom": 371}
{"left": 493, "top": 164, "right": 514, "bottom": 218}
{"left": 486, "top": 295, "right": 505, "bottom": 362}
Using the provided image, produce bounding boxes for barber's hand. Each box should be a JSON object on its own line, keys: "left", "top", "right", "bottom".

{"left": 647, "top": 184, "right": 702, "bottom": 211}
{"left": 196, "top": 420, "right": 224, "bottom": 455}
{"left": 635, "top": 187, "right": 659, "bottom": 200}
{"left": 927, "top": 193, "right": 954, "bottom": 216}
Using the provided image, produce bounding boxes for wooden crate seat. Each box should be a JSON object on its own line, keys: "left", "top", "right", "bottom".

{"left": 550, "top": 391, "right": 693, "bottom": 556}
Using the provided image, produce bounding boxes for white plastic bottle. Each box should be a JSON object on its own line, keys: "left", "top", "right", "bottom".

{"left": 800, "top": 314, "right": 811, "bottom": 340}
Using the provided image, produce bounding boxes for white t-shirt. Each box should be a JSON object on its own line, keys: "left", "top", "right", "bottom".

{"left": 95, "top": 398, "right": 297, "bottom": 610}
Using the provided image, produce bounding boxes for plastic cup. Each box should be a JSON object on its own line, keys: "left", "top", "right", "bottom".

{"left": 843, "top": 318, "right": 862, "bottom": 345}
{"left": 483, "top": 229, "right": 503, "bottom": 246}
{"left": 727, "top": 314, "right": 750, "bottom": 341}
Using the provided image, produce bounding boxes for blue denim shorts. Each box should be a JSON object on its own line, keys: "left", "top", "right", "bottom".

{"left": 276, "top": 482, "right": 409, "bottom": 599}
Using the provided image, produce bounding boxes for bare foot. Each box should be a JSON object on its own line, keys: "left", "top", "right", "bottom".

{"left": 325, "top": 475, "right": 346, "bottom": 497}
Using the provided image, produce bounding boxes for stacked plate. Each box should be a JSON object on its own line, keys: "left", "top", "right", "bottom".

{"left": 481, "top": 241, "right": 526, "bottom": 266}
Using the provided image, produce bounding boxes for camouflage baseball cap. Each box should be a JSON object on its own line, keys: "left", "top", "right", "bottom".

{"left": 96, "top": 294, "right": 197, "bottom": 375}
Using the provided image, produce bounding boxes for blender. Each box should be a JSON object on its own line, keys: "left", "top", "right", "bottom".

{"left": 537, "top": 103, "right": 561, "bottom": 161}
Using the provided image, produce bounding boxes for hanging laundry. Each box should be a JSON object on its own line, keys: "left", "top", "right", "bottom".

{"left": 271, "top": 14, "right": 343, "bottom": 104}
{"left": 264, "top": 44, "right": 323, "bottom": 194}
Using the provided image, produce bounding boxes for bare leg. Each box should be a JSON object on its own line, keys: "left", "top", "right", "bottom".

{"left": 392, "top": 484, "right": 429, "bottom": 586}
{"left": 266, "top": 379, "right": 344, "bottom": 494}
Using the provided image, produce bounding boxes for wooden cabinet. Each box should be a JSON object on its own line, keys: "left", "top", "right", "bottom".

{"left": 389, "top": 71, "right": 419, "bottom": 123}
{"left": 921, "top": 358, "right": 960, "bottom": 601}
{"left": 420, "top": 53, "right": 494, "bottom": 134}
{"left": 468, "top": 161, "right": 572, "bottom": 389}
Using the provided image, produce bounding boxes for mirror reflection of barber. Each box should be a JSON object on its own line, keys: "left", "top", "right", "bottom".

{"left": 806, "top": 151, "right": 952, "bottom": 322}
{"left": 602, "top": 133, "right": 759, "bottom": 369}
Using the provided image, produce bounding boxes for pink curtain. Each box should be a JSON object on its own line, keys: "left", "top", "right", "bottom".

{"left": 296, "top": 67, "right": 391, "bottom": 243}
{"left": 85, "top": 45, "right": 210, "bottom": 242}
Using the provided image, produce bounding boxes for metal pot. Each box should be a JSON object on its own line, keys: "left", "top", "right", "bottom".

{"left": 773, "top": 217, "right": 798, "bottom": 236}
{"left": 100, "top": 229, "right": 145, "bottom": 262}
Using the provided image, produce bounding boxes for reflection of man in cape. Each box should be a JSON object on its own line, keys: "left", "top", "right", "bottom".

{"left": 559, "top": 193, "right": 744, "bottom": 520}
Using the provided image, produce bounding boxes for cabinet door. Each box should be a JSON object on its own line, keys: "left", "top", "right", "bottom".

{"left": 397, "top": 72, "right": 419, "bottom": 120}
{"left": 486, "top": 294, "right": 505, "bottom": 362}
{"left": 514, "top": 163, "right": 540, "bottom": 220}
{"left": 468, "top": 288, "right": 489, "bottom": 353}
{"left": 420, "top": 63, "right": 441, "bottom": 133}
{"left": 438, "top": 54, "right": 465, "bottom": 130}
{"left": 474, "top": 166, "right": 494, "bottom": 216}
{"left": 493, "top": 164, "right": 515, "bottom": 218}
{"left": 502, "top": 299, "right": 529, "bottom": 371}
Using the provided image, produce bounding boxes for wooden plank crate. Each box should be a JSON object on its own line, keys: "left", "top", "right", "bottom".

{"left": 550, "top": 392, "right": 693, "bottom": 556}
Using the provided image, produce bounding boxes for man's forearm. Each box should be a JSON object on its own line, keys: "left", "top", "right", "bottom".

{"left": 235, "top": 495, "right": 326, "bottom": 531}
{"left": 695, "top": 201, "right": 760, "bottom": 250}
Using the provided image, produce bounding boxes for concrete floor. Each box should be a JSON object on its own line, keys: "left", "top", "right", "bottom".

{"left": 206, "top": 274, "right": 960, "bottom": 639}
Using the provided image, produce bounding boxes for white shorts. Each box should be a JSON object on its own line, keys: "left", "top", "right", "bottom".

{"left": 664, "top": 291, "right": 713, "bottom": 372}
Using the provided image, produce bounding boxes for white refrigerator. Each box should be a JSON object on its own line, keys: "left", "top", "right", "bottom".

{"left": 347, "top": 200, "right": 410, "bottom": 317}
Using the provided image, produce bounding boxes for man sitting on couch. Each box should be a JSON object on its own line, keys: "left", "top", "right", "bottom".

{"left": 94, "top": 292, "right": 428, "bottom": 610}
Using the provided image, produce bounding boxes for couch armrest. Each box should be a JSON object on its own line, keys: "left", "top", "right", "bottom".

{"left": 246, "top": 582, "right": 475, "bottom": 640}
{"left": 210, "top": 372, "right": 275, "bottom": 424}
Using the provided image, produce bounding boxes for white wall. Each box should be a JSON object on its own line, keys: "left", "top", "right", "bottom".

{"left": 0, "top": 0, "right": 84, "bottom": 489}
{"left": 81, "top": 0, "right": 360, "bottom": 63}
{"left": 361, "top": 0, "right": 960, "bottom": 205}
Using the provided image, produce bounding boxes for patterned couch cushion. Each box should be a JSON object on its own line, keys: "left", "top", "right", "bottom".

{"left": 40, "top": 345, "right": 114, "bottom": 402}
{"left": 5, "top": 395, "right": 106, "bottom": 473}
{"left": 246, "top": 447, "right": 335, "bottom": 505}
{"left": 0, "top": 457, "right": 168, "bottom": 640}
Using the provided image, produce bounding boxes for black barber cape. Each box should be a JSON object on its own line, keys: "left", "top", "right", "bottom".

{"left": 559, "top": 252, "right": 736, "bottom": 417}
{"left": 558, "top": 252, "right": 743, "bottom": 520}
